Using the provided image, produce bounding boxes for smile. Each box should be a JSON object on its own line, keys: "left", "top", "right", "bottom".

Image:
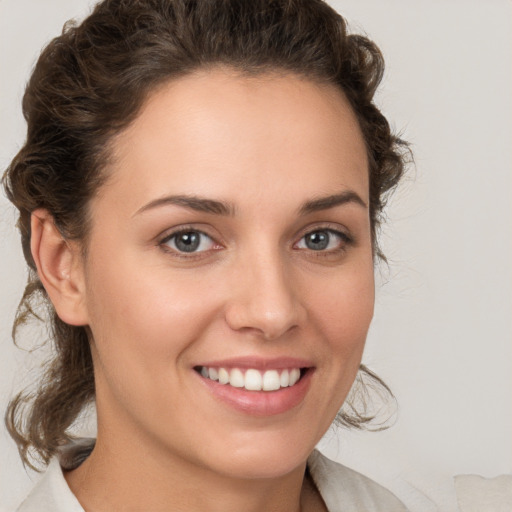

{"left": 196, "top": 366, "right": 303, "bottom": 391}
{"left": 193, "top": 357, "right": 314, "bottom": 416}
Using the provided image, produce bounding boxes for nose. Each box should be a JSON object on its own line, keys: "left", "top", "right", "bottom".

{"left": 224, "top": 250, "right": 304, "bottom": 341}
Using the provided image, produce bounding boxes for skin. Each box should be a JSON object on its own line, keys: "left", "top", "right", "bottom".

{"left": 32, "top": 68, "right": 374, "bottom": 512}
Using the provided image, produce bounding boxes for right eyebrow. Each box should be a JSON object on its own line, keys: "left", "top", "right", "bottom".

{"left": 133, "top": 194, "right": 235, "bottom": 217}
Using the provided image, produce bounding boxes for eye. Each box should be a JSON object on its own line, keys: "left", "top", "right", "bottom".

{"left": 161, "top": 230, "right": 216, "bottom": 253}
{"left": 295, "top": 229, "right": 349, "bottom": 252}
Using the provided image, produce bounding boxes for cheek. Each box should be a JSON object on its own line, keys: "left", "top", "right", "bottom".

{"left": 83, "top": 260, "right": 225, "bottom": 432}
{"left": 83, "top": 250, "right": 218, "bottom": 380}
{"left": 297, "top": 260, "right": 375, "bottom": 428}
{"left": 306, "top": 260, "right": 375, "bottom": 355}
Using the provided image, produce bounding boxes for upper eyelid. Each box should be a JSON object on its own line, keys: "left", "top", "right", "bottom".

{"left": 158, "top": 225, "right": 217, "bottom": 244}
{"left": 295, "top": 223, "right": 352, "bottom": 241}
{"left": 293, "top": 226, "right": 355, "bottom": 255}
{"left": 161, "top": 230, "right": 210, "bottom": 243}
{"left": 295, "top": 228, "right": 350, "bottom": 246}
{"left": 158, "top": 228, "right": 220, "bottom": 257}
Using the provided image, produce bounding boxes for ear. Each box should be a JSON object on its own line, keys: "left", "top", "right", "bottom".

{"left": 30, "top": 209, "right": 89, "bottom": 326}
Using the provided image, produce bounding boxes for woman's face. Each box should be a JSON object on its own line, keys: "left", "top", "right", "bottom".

{"left": 80, "top": 69, "right": 374, "bottom": 479}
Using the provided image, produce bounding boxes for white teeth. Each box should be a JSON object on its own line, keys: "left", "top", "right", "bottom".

{"left": 280, "top": 369, "right": 290, "bottom": 388}
{"left": 198, "top": 366, "right": 303, "bottom": 391}
{"left": 262, "top": 370, "right": 280, "bottom": 391}
{"left": 229, "top": 368, "right": 245, "bottom": 388}
{"left": 289, "top": 368, "right": 300, "bottom": 386}
{"left": 218, "top": 367, "right": 229, "bottom": 384}
{"left": 244, "top": 369, "right": 262, "bottom": 391}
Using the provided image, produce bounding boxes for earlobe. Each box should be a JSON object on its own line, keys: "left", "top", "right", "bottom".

{"left": 30, "top": 209, "right": 89, "bottom": 326}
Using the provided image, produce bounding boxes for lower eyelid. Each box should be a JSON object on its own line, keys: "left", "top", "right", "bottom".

{"left": 160, "top": 230, "right": 217, "bottom": 252}
{"left": 295, "top": 229, "right": 352, "bottom": 249}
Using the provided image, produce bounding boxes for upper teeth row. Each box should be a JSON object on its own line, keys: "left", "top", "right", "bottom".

{"left": 200, "top": 367, "right": 301, "bottom": 391}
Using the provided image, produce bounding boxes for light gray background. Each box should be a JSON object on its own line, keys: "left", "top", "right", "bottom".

{"left": 1, "top": 1, "right": 511, "bottom": 511}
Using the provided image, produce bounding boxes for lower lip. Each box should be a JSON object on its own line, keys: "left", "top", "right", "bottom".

{"left": 196, "top": 369, "right": 314, "bottom": 416}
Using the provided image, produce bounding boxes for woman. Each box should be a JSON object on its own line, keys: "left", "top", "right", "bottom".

{"left": 3, "top": 0, "right": 409, "bottom": 510}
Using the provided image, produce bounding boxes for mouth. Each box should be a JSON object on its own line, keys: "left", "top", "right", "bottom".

{"left": 194, "top": 365, "right": 309, "bottom": 392}
{"left": 192, "top": 357, "right": 315, "bottom": 416}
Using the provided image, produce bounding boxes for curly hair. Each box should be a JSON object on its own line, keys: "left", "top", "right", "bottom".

{"left": 3, "top": 0, "right": 409, "bottom": 469}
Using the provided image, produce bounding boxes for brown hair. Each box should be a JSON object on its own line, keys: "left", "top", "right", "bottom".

{"left": 3, "top": 0, "right": 409, "bottom": 469}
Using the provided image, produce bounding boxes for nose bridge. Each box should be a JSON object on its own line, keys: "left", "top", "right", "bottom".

{"left": 225, "top": 241, "right": 301, "bottom": 340}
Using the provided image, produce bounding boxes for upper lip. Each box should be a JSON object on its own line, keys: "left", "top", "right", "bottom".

{"left": 194, "top": 356, "right": 314, "bottom": 370}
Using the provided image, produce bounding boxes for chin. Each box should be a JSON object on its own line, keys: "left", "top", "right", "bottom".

{"left": 213, "top": 452, "right": 309, "bottom": 481}
{"left": 192, "top": 427, "right": 318, "bottom": 480}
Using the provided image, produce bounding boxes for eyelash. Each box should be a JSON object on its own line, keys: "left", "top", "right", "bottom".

{"left": 158, "top": 225, "right": 353, "bottom": 258}
{"left": 159, "top": 227, "right": 220, "bottom": 259}
{"left": 294, "top": 228, "right": 353, "bottom": 255}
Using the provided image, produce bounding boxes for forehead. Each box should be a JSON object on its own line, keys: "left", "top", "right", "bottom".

{"left": 100, "top": 68, "right": 369, "bottom": 212}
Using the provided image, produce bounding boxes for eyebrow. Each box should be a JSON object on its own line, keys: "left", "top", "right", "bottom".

{"left": 134, "top": 194, "right": 235, "bottom": 217}
{"left": 134, "top": 190, "right": 366, "bottom": 218}
{"left": 299, "top": 191, "right": 367, "bottom": 214}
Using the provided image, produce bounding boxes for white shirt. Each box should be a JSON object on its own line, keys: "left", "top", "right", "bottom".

{"left": 16, "top": 445, "right": 408, "bottom": 512}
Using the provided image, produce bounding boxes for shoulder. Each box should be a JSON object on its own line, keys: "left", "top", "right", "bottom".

{"left": 15, "top": 459, "right": 84, "bottom": 512}
{"left": 16, "top": 438, "right": 94, "bottom": 511}
{"left": 307, "top": 450, "right": 409, "bottom": 512}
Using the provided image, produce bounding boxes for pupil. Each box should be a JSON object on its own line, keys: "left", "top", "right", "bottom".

{"left": 306, "top": 231, "right": 329, "bottom": 250}
{"left": 176, "top": 232, "right": 200, "bottom": 252}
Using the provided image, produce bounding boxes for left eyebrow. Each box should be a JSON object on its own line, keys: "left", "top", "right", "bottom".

{"left": 299, "top": 191, "right": 367, "bottom": 215}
